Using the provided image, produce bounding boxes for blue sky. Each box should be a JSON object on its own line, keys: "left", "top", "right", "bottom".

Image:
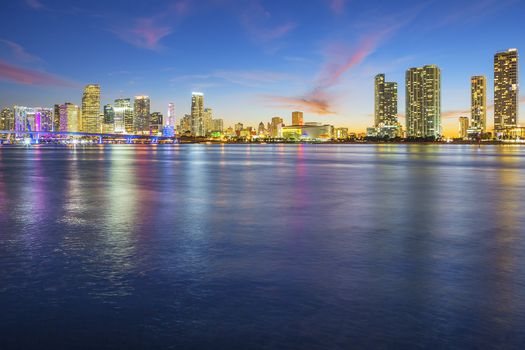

{"left": 0, "top": 0, "right": 524, "bottom": 135}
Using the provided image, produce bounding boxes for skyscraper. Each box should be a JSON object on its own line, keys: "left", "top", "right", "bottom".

{"left": 190, "top": 92, "right": 204, "bottom": 137}
{"left": 471, "top": 76, "right": 487, "bottom": 133}
{"left": 374, "top": 74, "right": 398, "bottom": 127}
{"left": 13, "top": 106, "right": 53, "bottom": 133}
{"left": 204, "top": 108, "right": 213, "bottom": 135}
{"left": 292, "top": 111, "right": 304, "bottom": 126}
{"left": 270, "top": 116, "right": 284, "bottom": 138}
{"left": 82, "top": 84, "right": 100, "bottom": 133}
{"left": 114, "top": 98, "right": 133, "bottom": 134}
{"left": 53, "top": 104, "right": 60, "bottom": 131}
{"left": 212, "top": 119, "right": 224, "bottom": 132}
{"left": 459, "top": 116, "right": 469, "bottom": 139}
{"left": 134, "top": 96, "right": 150, "bottom": 134}
{"left": 0, "top": 107, "right": 14, "bottom": 131}
{"left": 494, "top": 49, "right": 519, "bottom": 130}
{"left": 103, "top": 104, "right": 115, "bottom": 124}
{"left": 405, "top": 65, "right": 441, "bottom": 138}
{"left": 150, "top": 112, "right": 163, "bottom": 135}
{"left": 167, "top": 102, "right": 176, "bottom": 127}
{"left": 59, "top": 103, "right": 81, "bottom": 132}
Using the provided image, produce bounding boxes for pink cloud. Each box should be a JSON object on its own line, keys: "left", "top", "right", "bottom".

{"left": 26, "top": 0, "right": 44, "bottom": 10}
{"left": 0, "top": 59, "right": 76, "bottom": 87}
{"left": 329, "top": 0, "right": 346, "bottom": 14}
{"left": 240, "top": 0, "right": 296, "bottom": 44}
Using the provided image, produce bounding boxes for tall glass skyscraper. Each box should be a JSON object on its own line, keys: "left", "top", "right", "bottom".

{"left": 494, "top": 49, "right": 518, "bottom": 130}
{"left": 471, "top": 76, "right": 487, "bottom": 133}
{"left": 292, "top": 111, "right": 304, "bottom": 126}
{"left": 190, "top": 92, "right": 204, "bottom": 137}
{"left": 134, "top": 96, "right": 150, "bottom": 135}
{"left": 114, "top": 98, "right": 133, "bottom": 134}
{"left": 167, "top": 102, "right": 176, "bottom": 127}
{"left": 59, "top": 103, "right": 81, "bottom": 132}
{"left": 405, "top": 65, "right": 441, "bottom": 138}
{"left": 82, "top": 84, "right": 101, "bottom": 133}
{"left": 374, "top": 74, "right": 398, "bottom": 127}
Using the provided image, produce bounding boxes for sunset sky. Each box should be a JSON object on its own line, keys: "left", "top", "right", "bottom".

{"left": 0, "top": 0, "right": 524, "bottom": 136}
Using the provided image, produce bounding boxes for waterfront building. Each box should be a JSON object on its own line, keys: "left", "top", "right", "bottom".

{"left": 258, "top": 122, "right": 266, "bottom": 136}
{"left": 494, "top": 49, "right": 519, "bottom": 130}
{"left": 282, "top": 124, "right": 333, "bottom": 141}
{"left": 114, "top": 98, "right": 133, "bottom": 134}
{"left": 292, "top": 111, "right": 304, "bottom": 126}
{"left": 104, "top": 104, "right": 115, "bottom": 125}
{"left": 14, "top": 106, "right": 53, "bottom": 133}
{"left": 405, "top": 65, "right": 441, "bottom": 138}
{"left": 374, "top": 74, "right": 398, "bottom": 127}
{"left": 82, "top": 84, "right": 100, "bottom": 133}
{"left": 150, "top": 112, "right": 163, "bottom": 135}
{"left": 179, "top": 114, "right": 192, "bottom": 135}
{"left": 459, "top": 116, "right": 469, "bottom": 139}
{"left": 270, "top": 116, "right": 284, "bottom": 138}
{"left": 235, "top": 123, "right": 244, "bottom": 132}
{"left": 204, "top": 108, "right": 213, "bottom": 135}
{"left": 0, "top": 107, "right": 14, "bottom": 131}
{"left": 471, "top": 76, "right": 487, "bottom": 133}
{"left": 59, "top": 103, "right": 81, "bottom": 132}
{"left": 190, "top": 92, "right": 205, "bottom": 136}
{"left": 211, "top": 118, "right": 224, "bottom": 132}
{"left": 134, "top": 96, "right": 150, "bottom": 135}
{"left": 334, "top": 127, "right": 349, "bottom": 140}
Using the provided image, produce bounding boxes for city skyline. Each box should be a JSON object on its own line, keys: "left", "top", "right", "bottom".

{"left": 0, "top": 0, "right": 524, "bottom": 137}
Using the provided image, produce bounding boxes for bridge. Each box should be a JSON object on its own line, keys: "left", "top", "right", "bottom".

{"left": 0, "top": 130, "right": 179, "bottom": 144}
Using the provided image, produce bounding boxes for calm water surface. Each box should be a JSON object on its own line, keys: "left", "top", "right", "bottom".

{"left": 1, "top": 144, "right": 525, "bottom": 349}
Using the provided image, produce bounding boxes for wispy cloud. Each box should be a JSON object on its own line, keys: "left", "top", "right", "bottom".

{"left": 328, "top": 0, "right": 347, "bottom": 15}
{"left": 109, "top": 0, "right": 190, "bottom": 51}
{"left": 0, "top": 59, "right": 76, "bottom": 87}
{"left": 0, "top": 39, "right": 42, "bottom": 62}
{"left": 437, "top": 0, "right": 516, "bottom": 26}
{"left": 172, "top": 69, "right": 291, "bottom": 88}
{"left": 25, "top": 0, "right": 45, "bottom": 10}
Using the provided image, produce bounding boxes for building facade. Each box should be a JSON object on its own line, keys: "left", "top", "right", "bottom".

{"left": 14, "top": 106, "right": 53, "bottom": 133}
{"left": 114, "top": 98, "right": 133, "bottom": 134}
{"left": 59, "top": 103, "right": 81, "bottom": 132}
{"left": 494, "top": 49, "right": 519, "bottom": 130}
{"left": 134, "top": 96, "right": 150, "bottom": 134}
{"left": 82, "top": 84, "right": 100, "bottom": 133}
{"left": 471, "top": 76, "right": 487, "bottom": 133}
{"left": 190, "top": 93, "right": 205, "bottom": 137}
{"left": 292, "top": 111, "right": 304, "bottom": 126}
{"left": 374, "top": 74, "right": 398, "bottom": 127}
{"left": 459, "top": 116, "right": 469, "bottom": 139}
{"left": 0, "top": 107, "right": 14, "bottom": 131}
{"left": 167, "top": 102, "right": 176, "bottom": 127}
{"left": 405, "top": 65, "right": 441, "bottom": 138}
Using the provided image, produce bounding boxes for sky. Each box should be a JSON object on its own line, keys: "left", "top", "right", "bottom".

{"left": 0, "top": 0, "right": 524, "bottom": 136}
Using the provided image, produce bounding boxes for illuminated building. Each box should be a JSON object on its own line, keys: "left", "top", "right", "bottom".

{"left": 204, "top": 108, "right": 213, "bottom": 135}
{"left": 459, "top": 116, "right": 469, "bottom": 139}
{"left": 149, "top": 112, "right": 163, "bottom": 135}
{"left": 292, "top": 111, "right": 304, "bottom": 126}
{"left": 282, "top": 123, "right": 333, "bottom": 141}
{"left": 494, "top": 49, "right": 519, "bottom": 130}
{"left": 471, "top": 76, "right": 487, "bottom": 133}
{"left": 334, "top": 127, "right": 348, "bottom": 140}
{"left": 0, "top": 107, "right": 14, "bottom": 131}
{"left": 82, "top": 84, "right": 100, "bottom": 133}
{"left": 405, "top": 65, "right": 441, "bottom": 138}
{"left": 190, "top": 92, "right": 205, "bottom": 136}
{"left": 258, "top": 122, "right": 266, "bottom": 135}
{"left": 270, "top": 116, "right": 284, "bottom": 138}
{"left": 211, "top": 118, "right": 223, "bottom": 132}
{"left": 53, "top": 104, "right": 60, "bottom": 131}
{"left": 59, "top": 103, "right": 81, "bottom": 132}
{"left": 114, "top": 98, "right": 133, "bottom": 134}
{"left": 179, "top": 114, "right": 191, "bottom": 135}
{"left": 374, "top": 74, "right": 398, "bottom": 127}
{"left": 167, "top": 102, "right": 176, "bottom": 127}
{"left": 14, "top": 106, "right": 53, "bottom": 133}
{"left": 104, "top": 104, "right": 115, "bottom": 124}
{"left": 134, "top": 96, "right": 150, "bottom": 134}
{"left": 235, "top": 123, "right": 243, "bottom": 132}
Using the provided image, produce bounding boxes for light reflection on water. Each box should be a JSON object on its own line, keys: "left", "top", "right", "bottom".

{"left": 0, "top": 144, "right": 525, "bottom": 349}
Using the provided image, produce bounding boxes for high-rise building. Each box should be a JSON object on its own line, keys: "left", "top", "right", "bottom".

{"left": 13, "top": 106, "right": 53, "bottom": 133}
{"left": 150, "top": 112, "right": 163, "bottom": 135}
{"left": 167, "top": 102, "right": 176, "bottom": 127}
{"left": 374, "top": 74, "right": 398, "bottom": 127}
{"left": 179, "top": 114, "right": 192, "bottom": 135}
{"left": 134, "top": 96, "right": 150, "bottom": 134}
{"left": 114, "top": 98, "right": 133, "bottom": 134}
{"left": 53, "top": 104, "right": 61, "bottom": 131}
{"left": 59, "top": 103, "right": 81, "bottom": 132}
{"left": 82, "top": 84, "right": 101, "bottom": 133}
{"left": 235, "top": 123, "right": 244, "bottom": 132}
{"left": 292, "top": 111, "right": 304, "bottom": 126}
{"left": 190, "top": 92, "right": 205, "bottom": 136}
{"left": 1, "top": 107, "right": 14, "bottom": 131}
{"left": 103, "top": 104, "right": 115, "bottom": 124}
{"left": 405, "top": 65, "right": 441, "bottom": 138}
{"left": 494, "top": 49, "right": 519, "bottom": 130}
{"left": 471, "top": 76, "right": 487, "bottom": 133}
{"left": 211, "top": 118, "right": 224, "bottom": 132}
{"left": 258, "top": 122, "right": 266, "bottom": 135}
{"left": 459, "top": 116, "right": 469, "bottom": 139}
{"left": 204, "top": 108, "right": 213, "bottom": 135}
{"left": 270, "top": 116, "right": 284, "bottom": 138}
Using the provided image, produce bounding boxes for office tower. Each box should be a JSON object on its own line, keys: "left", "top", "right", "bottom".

{"left": 82, "top": 84, "right": 100, "bottom": 133}
{"left": 179, "top": 114, "right": 192, "bottom": 135}
{"left": 190, "top": 92, "right": 205, "bottom": 136}
{"left": 292, "top": 111, "right": 304, "bottom": 126}
{"left": 53, "top": 104, "right": 60, "bottom": 131}
{"left": 104, "top": 104, "right": 115, "bottom": 124}
{"left": 470, "top": 76, "right": 487, "bottom": 133}
{"left": 134, "top": 96, "right": 150, "bottom": 134}
{"left": 335, "top": 128, "right": 349, "bottom": 139}
{"left": 1, "top": 107, "right": 14, "bottom": 131}
{"left": 270, "top": 116, "right": 284, "bottom": 137}
{"left": 235, "top": 123, "right": 244, "bottom": 131}
{"left": 374, "top": 74, "right": 398, "bottom": 127}
{"left": 405, "top": 65, "right": 441, "bottom": 138}
{"left": 59, "top": 103, "right": 81, "bottom": 132}
{"left": 204, "top": 108, "right": 213, "bottom": 135}
{"left": 114, "top": 98, "right": 133, "bottom": 134}
{"left": 150, "top": 112, "right": 163, "bottom": 135}
{"left": 13, "top": 106, "right": 53, "bottom": 133}
{"left": 494, "top": 49, "right": 519, "bottom": 130}
{"left": 258, "top": 122, "right": 266, "bottom": 135}
{"left": 211, "top": 118, "right": 224, "bottom": 132}
{"left": 167, "top": 102, "right": 176, "bottom": 127}
{"left": 459, "top": 116, "right": 469, "bottom": 139}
